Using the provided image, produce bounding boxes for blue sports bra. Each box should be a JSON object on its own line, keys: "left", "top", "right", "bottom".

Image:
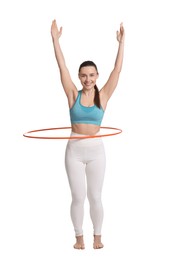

{"left": 70, "top": 90, "right": 104, "bottom": 126}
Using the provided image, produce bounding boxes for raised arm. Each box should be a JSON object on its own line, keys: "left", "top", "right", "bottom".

{"left": 51, "top": 20, "right": 77, "bottom": 103}
{"left": 100, "top": 23, "right": 125, "bottom": 103}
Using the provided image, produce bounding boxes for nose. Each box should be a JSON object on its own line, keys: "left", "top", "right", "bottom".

{"left": 85, "top": 76, "right": 90, "bottom": 82}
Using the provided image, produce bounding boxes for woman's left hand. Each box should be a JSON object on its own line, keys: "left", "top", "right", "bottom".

{"left": 116, "top": 23, "right": 125, "bottom": 43}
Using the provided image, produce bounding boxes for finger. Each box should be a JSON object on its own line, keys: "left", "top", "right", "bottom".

{"left": 60, "top": 26, "right": 63, "bottom": 35}
{"left": 120, "top": 22, "right": 124, "bottom": 32}
{"left": 52, "top": 19, "right": 56, "bottom": 25}
{"left": 51, "top": 20, "right": 55, "bottom": 30}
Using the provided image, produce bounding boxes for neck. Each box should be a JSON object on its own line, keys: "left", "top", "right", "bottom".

{"left": 82, "top": 88, "right": 94, "bottom": 97}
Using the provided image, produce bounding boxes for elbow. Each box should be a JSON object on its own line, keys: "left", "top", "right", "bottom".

{"left": 114, "top": 65, "right": 122, "bottom": 74}
{"left": 115, "top": 59, "right": 123, "bottom": 73}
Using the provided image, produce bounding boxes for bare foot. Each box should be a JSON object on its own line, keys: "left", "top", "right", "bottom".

{"left": 93, "top": 235, "right": 104, "bottom": 249}
{"left": 73, "top": 235, "right": 85, "bottom": 250}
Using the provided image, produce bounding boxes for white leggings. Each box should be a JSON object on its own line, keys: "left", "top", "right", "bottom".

{"left": 65, "top": 132, "right": 106, "bottom": 236}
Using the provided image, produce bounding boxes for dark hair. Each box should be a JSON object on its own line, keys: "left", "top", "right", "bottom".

{"left": 79, "top": 61, "right": 101, "bottom": 108}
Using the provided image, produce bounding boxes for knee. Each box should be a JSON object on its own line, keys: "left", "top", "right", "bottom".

{"left": 87, "top": 192, "right": 102, "bottom": 206}
{"left": 72, "top": 192, "right": 86, "bottom": 205}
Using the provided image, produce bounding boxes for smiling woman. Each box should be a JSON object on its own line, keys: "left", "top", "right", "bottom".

{"left": 78, "top": 61, "right": 100, "bottom": 108}
{"left": 51, "top": 19, "right": 125, "bottom": 249}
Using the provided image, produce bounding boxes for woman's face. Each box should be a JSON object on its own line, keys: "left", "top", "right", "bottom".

{"left": 78, "top": 66, "right": 99, "bottom": 90}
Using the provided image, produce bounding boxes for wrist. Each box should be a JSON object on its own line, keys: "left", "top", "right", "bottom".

{"left": 119, "top": 40, "right": 124, "bottom": 44}
{"left": 52, "top": 34, "right": 60, "bottom": 41}
{"left": 52, "top": 37, "right": 60, "bottom": 44}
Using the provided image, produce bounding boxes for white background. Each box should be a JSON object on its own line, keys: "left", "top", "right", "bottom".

{"left": 0, "top": 0, "right": 172, "bottom": 259}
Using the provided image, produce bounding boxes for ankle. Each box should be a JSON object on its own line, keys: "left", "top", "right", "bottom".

{"left": 94, "top": 234, "right": 101, "bottom": 239}
{"left": 76, "top": 235, "right": 84, "bottom": 241}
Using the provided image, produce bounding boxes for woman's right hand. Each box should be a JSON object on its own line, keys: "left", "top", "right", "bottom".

{"left": 51, "top": 19, "right": 62, "bottom": 40}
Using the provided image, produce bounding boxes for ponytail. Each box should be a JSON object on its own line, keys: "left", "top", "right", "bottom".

{"left": 94, "top": 85, "right": 101, "bottom": 109}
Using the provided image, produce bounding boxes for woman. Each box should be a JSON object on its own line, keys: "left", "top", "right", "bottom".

{"left": 51, "top": 19, "right": 125, "bottom": 249}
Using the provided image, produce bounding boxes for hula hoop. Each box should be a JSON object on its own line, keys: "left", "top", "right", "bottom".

{"left": 23, "top": 126, "right": 122, "bottom": 140}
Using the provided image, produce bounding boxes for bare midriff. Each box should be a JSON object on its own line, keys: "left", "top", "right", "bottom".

{"left": 72, "top": 124, "right": 100, "bottom": 135}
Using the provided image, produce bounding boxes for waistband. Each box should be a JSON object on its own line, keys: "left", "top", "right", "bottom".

{"left": 68, "top": 131, "right": 103, "bottom": 146}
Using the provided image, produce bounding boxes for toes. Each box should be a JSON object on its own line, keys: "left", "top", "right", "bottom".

{"left": 73, "top": 243, "right": 85, "bottom": 250}
{"left": 93, "top": 243, "right": 104, "bottom": 249}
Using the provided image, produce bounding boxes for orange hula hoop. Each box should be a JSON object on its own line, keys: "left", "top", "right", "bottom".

{"left": 23, "top": 126, "right": 122, "bottom": 140}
